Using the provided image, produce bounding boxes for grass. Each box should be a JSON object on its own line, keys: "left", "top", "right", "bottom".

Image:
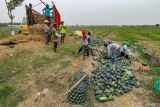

{"left": 0, "top": 27, "right": 19, "bottom": 38}
{"left": 0, "top": 50, "right": 32, "bottom": 83}
{"left": 0, "top": 50, "right": 32, "bottom": 107}
{"left": 60, "top": 60, "right": 71, "bottom": 69}
{"left": 0, "top": 26, "right": 160, "bottom": 106}
{"left": 32, "top": 55, "right": 58, "bottom": 69}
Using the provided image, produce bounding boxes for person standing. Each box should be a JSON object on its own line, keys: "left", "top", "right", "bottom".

{"left": 42, "top": 4, "right": 52, "bottom": 20}
{"left": 104, "top": 41, "right": 121, "bottom": 64}
{"left": 60, "top": 21, "right": 66, "bottom": 43}
{"left": 77, "top": 31, "right": 92, "bottom": 54}
{"left": 82, "top": 31, "right": 90, "bottom": 60}
{"left": 25, "top": 3, "right": 35, "bottom": 26}
{"left": 51, "top": 24, "right": 59, "bottom": 52}
{"left": 43, "top": 20, "right": 51, "bottom": 45}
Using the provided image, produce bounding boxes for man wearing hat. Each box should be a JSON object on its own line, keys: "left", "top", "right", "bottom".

{"left": 43, "top": 20, "right": 51, "bottom": 45}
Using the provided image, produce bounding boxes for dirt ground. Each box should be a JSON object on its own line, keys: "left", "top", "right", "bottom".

{"left": 0, "top": 36, "right": 152, "bottom": 107}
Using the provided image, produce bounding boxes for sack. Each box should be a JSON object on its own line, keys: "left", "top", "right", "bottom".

{"left": 55, "top": 32, "right": 61, "bottom": 38}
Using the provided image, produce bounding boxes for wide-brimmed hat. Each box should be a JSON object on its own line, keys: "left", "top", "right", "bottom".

{"left": 44, "top": 20, "right": 49, "bottom": 23}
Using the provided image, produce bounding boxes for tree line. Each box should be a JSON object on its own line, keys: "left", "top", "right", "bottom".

{"left": 0, "top": 22, "right": 21, "bottom": 27}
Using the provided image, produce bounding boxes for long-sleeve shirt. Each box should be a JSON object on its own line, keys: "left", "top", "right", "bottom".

{"left": 43, "top": 24, "right": 50, "bottom": 33}
{"left": 107, "top": 43, "right": 120, "bottom": 55}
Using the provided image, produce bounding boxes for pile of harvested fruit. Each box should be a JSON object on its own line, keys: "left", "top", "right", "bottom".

{"left": 67, "top": 71, "right": 89, "bottom": 104}
{"left": 90, "top": 51, "right": 139, "bottom": 102}
{"left": 154, "top": 77, "right": 160, "bottom": 92}
{"left": 90, "top": 36, "right": 104, "bottom": 47}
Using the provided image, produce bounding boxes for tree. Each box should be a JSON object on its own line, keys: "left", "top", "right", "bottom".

{"left": 5, "top": 0, "right": 24, "bottom": 32}
{"left": 155, "top": 24, "right": 160, "bottom": 27}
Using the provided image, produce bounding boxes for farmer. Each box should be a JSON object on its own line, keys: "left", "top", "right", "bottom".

{"left": 60, "top": 21, "right": 66, "bottom": 43}
{"left": 77, "top": 31, "right": 92, "bottom": 54}
{"left": 51, "top": 23, "right": 59, "bottom": 52}
{"left": 42, "top": 4, "right": 52, "bottom": 20}
{"left": 26, "top": 3, "right": 35, "bottom": 25}
{"left": 43, "top": 20, "right": 51, "bottom": 45}
{"left": 104, "top": 41, "right": 121, "bottom": 64}
{"left": 82, "top": 30, "right": 90, "bottom": 60}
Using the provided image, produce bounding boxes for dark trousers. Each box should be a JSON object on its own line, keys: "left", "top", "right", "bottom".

{"left": 78, "top": 46, "right": 83, "bottom": 54}
{"left": 78, "top": 45, "right": 93, "bottom": 56}
{"left": 45, "top": 32, "right": 51, "bottom": 45}
{"left": 61, "top": 33, "right": 65, "bottom": 43}
{"left": 83, "top": 45, "right": 89, "bottom": 57}
{"left": 46, "top": 16, "right": 50, "bottom": 20}
{"left": 53, "top": 41, "right": 58, "bottom": 52}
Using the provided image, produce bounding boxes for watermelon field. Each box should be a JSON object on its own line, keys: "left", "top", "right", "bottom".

{"left": 0, "top": 26, "right": 160, "bottom": 107}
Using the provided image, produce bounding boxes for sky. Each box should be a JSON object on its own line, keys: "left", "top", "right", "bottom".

{"left": 0, "top": 0, "right": 160, "bottom": 25}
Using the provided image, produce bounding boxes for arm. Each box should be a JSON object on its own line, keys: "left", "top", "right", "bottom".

{"left": 42, "top": 8, "right": 45, "bottom": 15}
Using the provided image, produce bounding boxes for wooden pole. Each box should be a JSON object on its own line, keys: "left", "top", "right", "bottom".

{"left": 64, "top": 74, "right": 87, "bottom": 96}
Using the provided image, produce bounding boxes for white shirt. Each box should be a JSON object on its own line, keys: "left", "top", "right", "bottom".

{"left": 107, "top": 43, "right": 120, "bottom": 55}
{"left": 83, "top": 35, "right": 90, "bottom": 46}
{"left": 43, "top": 24, "right": 50, "bottom": 33}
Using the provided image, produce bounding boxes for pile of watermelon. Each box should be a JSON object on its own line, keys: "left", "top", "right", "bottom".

{"left": 90, "top": 37, "right": 104, "bottom": 47}
{"left": 67, "top": 71, "right": 89, "bottom": 104}
{"left": 154, "top": 77, "right": 160, "bottom": 92}
{"left": 90, "top": 51, "right": 139, "bottom": 102}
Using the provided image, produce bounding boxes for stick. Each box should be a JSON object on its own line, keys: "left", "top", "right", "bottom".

{"left": 39, "top": 0, "right": 45, "bottom": 5}
{"left": 33, "top": 2, "right": 43, "bottom": 8}
{"left": 64, "top": 74, "right": 87, "bottom": 96}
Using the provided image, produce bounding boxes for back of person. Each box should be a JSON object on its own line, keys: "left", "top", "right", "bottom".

{"left": 44, "top": 8, "right": 50, "bottom": 16}
{"left": 108, "top": 43, "right": 120, "bottom": 52}
{"left": 83, "top": 35, "right": 90, "bottom": 46}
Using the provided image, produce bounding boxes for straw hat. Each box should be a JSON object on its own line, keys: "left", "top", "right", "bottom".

{"left": 44, "top": 20, "right": 49, "bottom": 23}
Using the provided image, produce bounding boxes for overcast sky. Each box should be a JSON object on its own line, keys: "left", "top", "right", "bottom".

{"left": 0, "top": 0, "right": 160, "bottom": 25}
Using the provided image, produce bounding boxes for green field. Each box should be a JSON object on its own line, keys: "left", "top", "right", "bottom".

{"left": 0, "top": 26, "right": 160, "bottom": 107}
{"left": 0, "top": 27, "right": 19, "bottom": 38}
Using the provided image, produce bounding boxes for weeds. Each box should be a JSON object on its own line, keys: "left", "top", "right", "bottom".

{"left": 60, "top": 60, "right": 71, "bottom": 69}
{"left": 32, "top": 55, "right": 58, "bottom": 69}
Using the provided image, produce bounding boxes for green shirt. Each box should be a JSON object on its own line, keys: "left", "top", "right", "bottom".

{"left": 60, "top": 25, "right": 66, "bottom": 33}
{"left": 43, "top": 7, "right": 52, "bottom": 17}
